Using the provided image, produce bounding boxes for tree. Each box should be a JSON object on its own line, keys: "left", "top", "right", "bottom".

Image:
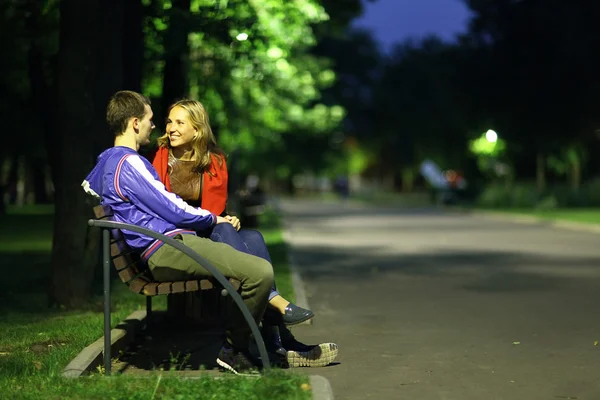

{"left": 463, "top": 0, "right": 600, "bottom": 188}
{"left": 48, "top": 0, "right": 124, "bottom": 307}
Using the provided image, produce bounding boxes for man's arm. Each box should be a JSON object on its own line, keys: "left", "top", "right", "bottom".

{"left": 117, "top": 154, "right": 217, "bottom": 230}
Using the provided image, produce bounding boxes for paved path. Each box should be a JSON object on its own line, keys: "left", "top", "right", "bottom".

{"left": 282, "top": 199, "right": 600, "bottom": 400}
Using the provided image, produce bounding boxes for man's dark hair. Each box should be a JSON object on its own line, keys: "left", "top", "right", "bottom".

{"left": 106, "top": 90, "right": 151, "bottom": 135}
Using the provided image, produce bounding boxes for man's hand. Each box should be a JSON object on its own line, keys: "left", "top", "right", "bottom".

{"left": 224, "top": 215, "right": 241, "bottom": 231}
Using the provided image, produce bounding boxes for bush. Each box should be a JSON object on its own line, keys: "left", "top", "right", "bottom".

{"left": 536, "top": 195, "right": 559, "bottom": 210}
{"left": 475, "top": 184, "right": 511, "bottom": 208}
{"left": 475, "top": 180, "right": 600, "bottom": 209}
{"left": 510, "top": 184, "right": 539, "bottom": 208}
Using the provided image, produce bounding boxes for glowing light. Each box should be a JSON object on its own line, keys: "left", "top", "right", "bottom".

{"left": 236, "top": 33, "right": 248, "bottom": 41}
{"left": 485, "top": 129, "right": 498, "bottom": 143}
{"left": 267, "top": 47, "right": 283, "bottom": 59}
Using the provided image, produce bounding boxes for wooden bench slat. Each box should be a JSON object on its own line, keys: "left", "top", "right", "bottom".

{"left": 118, "top": 267, "right": 141, "bottom": 283}
{"left": 171, "top": 281, "right": 186, "bottom": 293}
{"left": 143, "top": 282, "right": 160, "bottom": 296}
{"left": 113, "top": 255, "right": 135, "bottom": 270}
{"left": 200, "top": 280, "right": 214, "bottom": 290}
{"left": 110, "top": 242, "right": 127, "bottom": 257}
{"left": 93, "top": 205, "right": 109, "bottom": 219}
{"left": 157, "top": 282, "right": 172, "bottom": 295}
{"left": 128, "top": 277, "right": 149, "bottom": 294}
{"left": 111, "top": 249, "right": 138, "bottom": 262}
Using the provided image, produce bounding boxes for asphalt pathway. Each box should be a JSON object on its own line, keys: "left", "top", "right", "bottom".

{"left": 281, "top": 199, "right": 600, "bottom": 400}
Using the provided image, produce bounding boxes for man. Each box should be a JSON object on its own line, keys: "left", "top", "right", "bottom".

{"left": 82, "top": 90, "right": 273, "bottom": 375}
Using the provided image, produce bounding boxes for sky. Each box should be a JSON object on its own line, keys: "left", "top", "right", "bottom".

{"left": 352, "top": 0, "right": 473, "bottom": 53}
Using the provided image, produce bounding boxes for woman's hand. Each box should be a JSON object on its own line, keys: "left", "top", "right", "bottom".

{"left": 224, "top": 215, "right": 241, "bottom": 231}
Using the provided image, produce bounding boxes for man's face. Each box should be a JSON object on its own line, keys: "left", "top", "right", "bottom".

{"left": 136, "top": 104, "right": 155, "bottom": 146}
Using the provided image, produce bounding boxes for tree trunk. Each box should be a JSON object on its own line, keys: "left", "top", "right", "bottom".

{"left": 536, "top": 152, "right": 546, "bottom": 192}
{"left": 92, "top": 0, "right": 124, "bottom": 154}
{"left": 48, "top": 0, "right": 123, "bottom": 308}
{"left": 26, "top": 0, "right": 59, "bottom": 185}
{"left": 401, "top": 167, "right": 414, "bottom": 193}
{"left": 5, "top": 155, "right": 18, "bottom": 205}
{"left": 122, "top": 0, "right": 144, "bottom": 92}
{"left": 161, "top": 0, "right": 191, "bottom": 116}
{"left": 32, "top": 160, "right": 50, "bottom": 204}
{"left": 570, "top": 157, "right": 581, "bottom": 191}
{"left": 382, "top": 172, "right": 395, "bottom": 191}
{"left": 0, "top": 156, "right": 5, "bottom": 214}
{"left": 15, "top": 156, "right": 26, "bottom": 206}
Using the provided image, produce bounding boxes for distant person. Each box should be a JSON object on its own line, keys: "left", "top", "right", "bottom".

{"left": 82, "top": 90, "right": 273, "bottom": 374}
{"left": 334, "top": 175, "right": 349, "bottom": 200}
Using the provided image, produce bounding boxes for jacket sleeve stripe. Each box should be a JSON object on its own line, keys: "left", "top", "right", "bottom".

{"left": 114, "top": 154, "right": 132, "bottom": 201}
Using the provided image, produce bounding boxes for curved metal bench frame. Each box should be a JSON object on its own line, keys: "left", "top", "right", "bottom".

{"left": 88, "top": 219, "right": 271, "bottom": 374}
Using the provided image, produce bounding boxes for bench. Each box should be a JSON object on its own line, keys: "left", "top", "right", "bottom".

{"left": 89, "top": 205, "right": 270, "bottom": 374}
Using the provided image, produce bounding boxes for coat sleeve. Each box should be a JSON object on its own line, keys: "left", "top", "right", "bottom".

{"left": 117, "top": 154, "right": 216, "bottom": 230}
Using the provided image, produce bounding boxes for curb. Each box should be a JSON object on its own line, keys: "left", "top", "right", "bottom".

{"left": 62, "top": 310, "right": 146, "bottom": 378}
{"left": 310, "top": 375, "right": 334, "bottom": 400}
{"left": 282, "top": 222, "right": 313, "bottom": 327}
{"left": 273, "top": 196, "right": 313, "bottom": 327}
{"left": 463, "top": 209, "right": 600, "bottom": 234}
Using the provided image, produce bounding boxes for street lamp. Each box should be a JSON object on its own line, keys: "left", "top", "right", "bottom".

{"left": 485, "top": 129, "right": 498, "bottom": 143}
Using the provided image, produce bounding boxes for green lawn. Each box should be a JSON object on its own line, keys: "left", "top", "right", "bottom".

{"left": 0, "top": 205, "right": 308, "bottom": 400}
{"left": 258, "top": 208, "right": 294, "bottom": 303}
{"left": 486, "top": 208, "right": 600, "bottom": 225}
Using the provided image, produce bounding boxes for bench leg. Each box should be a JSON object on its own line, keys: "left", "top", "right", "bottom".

{"left": 146, "top": 296, "right": 152, "bottom": 327}
{"left": 102, "top": 229, "right": 112, "bottom": 376}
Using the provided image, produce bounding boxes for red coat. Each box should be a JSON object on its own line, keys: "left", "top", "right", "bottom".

{"left": 151, "top": 146, "right": 228, "bottom": 215}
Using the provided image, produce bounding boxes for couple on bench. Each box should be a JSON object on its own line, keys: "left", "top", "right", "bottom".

{"left": 83, "top": 90, "right": 337, "bottom": 374}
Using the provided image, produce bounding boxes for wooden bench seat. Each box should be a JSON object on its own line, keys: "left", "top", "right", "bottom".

{"left": 93, "top": 205, "right": 240, "bottom": 302}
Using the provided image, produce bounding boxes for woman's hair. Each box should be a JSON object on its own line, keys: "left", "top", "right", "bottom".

{"left": 157, "top": 99, "right": 224, "bottom": 173}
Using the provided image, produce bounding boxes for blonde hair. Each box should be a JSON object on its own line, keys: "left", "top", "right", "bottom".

{"left": 157, "top": 99, "right": 224, "bottom": 173}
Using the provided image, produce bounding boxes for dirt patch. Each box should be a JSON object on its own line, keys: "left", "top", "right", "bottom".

{"left": 29, "top": 340, "right": 68, "bottom": 355}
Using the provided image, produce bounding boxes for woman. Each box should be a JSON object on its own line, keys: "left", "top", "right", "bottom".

{"left": 151, "top": 100, "right": 342, "bottom": 368}
{"left": 151, "top": 99, "right": 314, "bottom": 327}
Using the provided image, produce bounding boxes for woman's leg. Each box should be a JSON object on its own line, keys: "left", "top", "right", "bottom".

{"left": 237, "top": 229, "right": 314, "bottom": 326}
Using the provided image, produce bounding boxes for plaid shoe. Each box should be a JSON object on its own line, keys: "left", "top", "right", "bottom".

{"left": 286, "top": 342, "right": 339, "bottom": 368}
{"left": 281, "top": 326, "right": 338, "bottom": 368}
{"left": 216, "top": 343, "right": 262, "bottom": 375}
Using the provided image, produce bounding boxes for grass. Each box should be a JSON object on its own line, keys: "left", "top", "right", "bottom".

{"left": 0, "top": 204, "right": 308, "bottom": 399}
{"left": 258, "top": 207, "right": 295, "bottom": 303}
{"left": 482, "top": 208, "right": 600, "bottom": 225}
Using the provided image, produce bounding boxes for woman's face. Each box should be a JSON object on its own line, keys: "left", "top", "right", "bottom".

{"left": 166, "top": 106, "right": 196, "bottom": 149}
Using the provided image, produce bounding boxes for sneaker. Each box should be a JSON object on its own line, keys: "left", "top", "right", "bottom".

{"left": 287, "top": 342, "right": 339, "bottom": 368}
{"left": 216, "top": 343, "right": 262, "bottom": 375}
{"left": 281, "top": 326, "right": 338, "bottom": 368}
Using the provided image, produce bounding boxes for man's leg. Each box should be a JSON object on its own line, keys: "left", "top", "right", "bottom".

{"left": 147, "top": 234, "right": 273, "bottom": 349}
{"left": 210, "top": 224, "right": 281, "bottom": 300}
